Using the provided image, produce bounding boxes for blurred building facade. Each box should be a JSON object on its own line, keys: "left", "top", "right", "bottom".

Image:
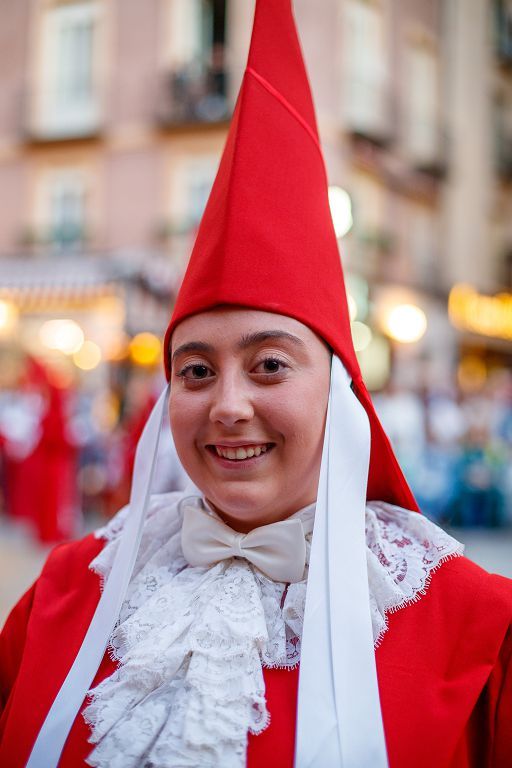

{"left": 0, "top": 1, "right": 512, "bottom": 527}
{"left": 0, "top": 0, "right": 511, "bottom": 389}
{"left": 0, "top": 0, "right": 234, "bottom": 387}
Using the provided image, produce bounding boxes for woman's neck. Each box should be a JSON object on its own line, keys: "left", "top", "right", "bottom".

{"left": 204, "top": 497, "right": 316, "bottom": 533}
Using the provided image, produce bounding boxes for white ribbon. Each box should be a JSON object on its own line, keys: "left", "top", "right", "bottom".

{"left": 295, "top": 356, "right": 389, "bottom": 767}
{"left": 181, "top": 503, "right": 314, "bottom": 583}
{"left": 26, "top": 386, "right": 171, "bottom": 768}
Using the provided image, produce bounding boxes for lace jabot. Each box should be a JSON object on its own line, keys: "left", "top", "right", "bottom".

{"left": 83, "top": 493, "right": 463, "bottom": 768}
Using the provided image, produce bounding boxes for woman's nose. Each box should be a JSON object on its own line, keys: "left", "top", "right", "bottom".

{"left": 209, "top": 375, "right": 254, "bottom": 426}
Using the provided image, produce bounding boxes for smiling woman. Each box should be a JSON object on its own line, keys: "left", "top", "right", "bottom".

{"left": 170, "top": 309, "right": 330, "bottom": 532}
{"left": 2, "top": 1, "right": 512, "bottom": 767}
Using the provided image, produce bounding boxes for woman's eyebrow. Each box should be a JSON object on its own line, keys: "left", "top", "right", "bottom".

{"left": 171, "top": 332, "right": 305, "bottom": 362}
{"left": 237, "top": 331, "right": 306, "bottom": 349}
{"left": 171, "top": 341, "right": 214, "bottom": 362}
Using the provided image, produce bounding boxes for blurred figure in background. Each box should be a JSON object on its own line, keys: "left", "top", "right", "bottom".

{"left": 0, "top": 356, "right": 80, "bottom": 543}
{"left": 375, "top": 371, "right": 512, "bottom": 528}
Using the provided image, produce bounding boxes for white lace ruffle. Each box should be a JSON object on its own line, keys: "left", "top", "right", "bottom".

{"left": 84, "top": 494, "right": 462, "bottom": 768}
{"left": 365, "top": 501, "right": 464, "bottom": 645}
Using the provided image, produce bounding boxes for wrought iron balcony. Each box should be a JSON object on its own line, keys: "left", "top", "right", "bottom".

{"left": 156, "top": 62, "right": 229, "bottom": 128}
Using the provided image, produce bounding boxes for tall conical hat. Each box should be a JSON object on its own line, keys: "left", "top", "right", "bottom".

{"left": 165, "top": 0, "right": 417, "bottom": 511}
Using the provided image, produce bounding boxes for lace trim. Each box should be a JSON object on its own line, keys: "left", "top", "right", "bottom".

{"left": 365, "top": 501, "right": 464, "bottom": 646}
{"left": 84, "top": 494, "right": 462, "bottom": 768}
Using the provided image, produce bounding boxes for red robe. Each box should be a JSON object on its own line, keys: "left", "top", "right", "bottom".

{"left": 1, "top": 534, "right": 511, "bottom": 767}
{"left": 3, "top": 382, "right": 78, "bottom": 543}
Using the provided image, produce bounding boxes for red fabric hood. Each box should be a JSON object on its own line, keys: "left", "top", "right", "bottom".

{"left": 164, "top": 0, "right": 417, "bottom": 510}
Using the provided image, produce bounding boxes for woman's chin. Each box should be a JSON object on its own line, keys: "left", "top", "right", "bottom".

{"left": 204, "top": 487, "right": 279, "bottom": 530}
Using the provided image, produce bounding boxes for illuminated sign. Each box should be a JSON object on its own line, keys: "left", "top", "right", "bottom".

{"left": 448, "top": 284, "right": 512, "bottom": 340}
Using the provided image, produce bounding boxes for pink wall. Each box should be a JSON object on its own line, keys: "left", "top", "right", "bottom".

{"left": 108, "top": 0, "right": 161, "bottom": 127}
{"left": 103, "top": 147, "right": 162, "bottom": 249}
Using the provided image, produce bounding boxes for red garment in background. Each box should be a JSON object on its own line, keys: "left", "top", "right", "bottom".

{"left": 3, "top": 358, "right": 78, "bottom": 542}
{"left": 35, "top": 382, "right": 77, "bottom": 542}
{"left": 1, "top": 535, "right": 511, "bottom": 767}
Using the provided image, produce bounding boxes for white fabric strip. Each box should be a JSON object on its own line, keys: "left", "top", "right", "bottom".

{"left": 296, "top": 356, "right": 389, "bottom": 767}
{"left": 26, "top": 385, "right": 170, "bottom": 768}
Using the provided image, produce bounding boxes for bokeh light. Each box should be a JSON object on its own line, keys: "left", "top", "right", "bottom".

{"left": 351, "top": 320, "right": 373, "bottom": 352}
{"left": 347, "top": 293, "right": 358, "bottom": 322}
{"left": 39, "top": 319, "right": 84, "bottom": 355}
{"left": 384, "top": 304, "right": 427, "bottom": 344}
{"left": 0, "top": 300, "right": 18, "bottom": 335}
{"left": 129, "top": 332, "right": 162, "bottom": 366}
{"left": 73, "top": 340, "right": 102, "bottom": 370}
{"left": 328, "top": 186, "right": 353, "bottom": 239}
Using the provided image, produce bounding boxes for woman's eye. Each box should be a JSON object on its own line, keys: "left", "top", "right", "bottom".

{"left": 179, "top": 364, "right": 212, "bottom": 380}
{"left": 253, "top": 357, "right": 288, "bottom": 375}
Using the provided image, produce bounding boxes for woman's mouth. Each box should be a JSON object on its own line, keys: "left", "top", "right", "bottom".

{"left": 206, "top": 443, "right": 275, "bottom": 462}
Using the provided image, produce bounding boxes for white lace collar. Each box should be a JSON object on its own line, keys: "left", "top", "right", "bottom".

{"left": 83, "top": 493, "right": 462, "bottom": 768}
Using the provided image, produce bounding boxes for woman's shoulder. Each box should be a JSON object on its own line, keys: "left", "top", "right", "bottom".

{"left": 40, "top": 532, "right": 105, "bottom": 583}
{"left": 432, "top": 553, "right": 512, "bottom": 617}
{"left": 369, "top": 501, "right": 512, "bottom": 664}
{"left": 381, "top": 551, "right": 512, "bottom": 672}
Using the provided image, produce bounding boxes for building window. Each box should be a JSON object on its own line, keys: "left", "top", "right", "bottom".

{"left": 35, "top": 169, "right": 89, "bottom": 250}
{"left": 37, "top": 2, "right": 101, "bottom": 137}
{"left": 343, "top": 0, "right": 390, "bottom": 142}
{"left": 166, "top": 0, "right": 205, "bottom": 69}
{"left": 159, "top": 0, "right": 228, "bottom": 124}
{"left": 403, "top": 43, "right": 442, "bottom": 169}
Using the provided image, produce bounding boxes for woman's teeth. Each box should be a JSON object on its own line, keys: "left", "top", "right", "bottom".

{"left": 215, "top": 445, "right": 270, "bottom": 460}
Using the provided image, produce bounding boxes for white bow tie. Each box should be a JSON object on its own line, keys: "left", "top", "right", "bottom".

{"left": 181, "top": 503, "right": 314, "bottom": 583}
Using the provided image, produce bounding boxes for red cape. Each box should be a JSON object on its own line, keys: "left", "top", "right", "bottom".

{"left": 1, "top": 534, "right": 511, "bottom": 767}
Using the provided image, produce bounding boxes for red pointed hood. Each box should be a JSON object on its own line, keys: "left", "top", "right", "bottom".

{"left": 164, "top": 0, "right": 417, "bottom": 510}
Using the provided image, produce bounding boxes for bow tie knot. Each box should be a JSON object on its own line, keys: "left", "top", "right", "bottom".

{"left": 181, "top": 503, "right": 314, "bottom": 583}
{"left": 231, "top": 532, "right": 246, "bottom": 558}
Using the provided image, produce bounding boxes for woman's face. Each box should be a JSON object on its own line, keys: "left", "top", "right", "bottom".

{"left": 169, "top": 308, "right": 331, "bottom": 532}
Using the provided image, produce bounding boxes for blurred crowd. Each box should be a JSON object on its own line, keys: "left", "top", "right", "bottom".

{"left": 0, "top": 353, "right": 186, "bottom": 544}
{"left": 1, "top": 352, "right": 512, "bottom": 545}
{"left": 374, "top": 371, "right": 512, "bottom": 528}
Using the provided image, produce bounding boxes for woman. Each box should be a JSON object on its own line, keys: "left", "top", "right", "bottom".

{"left": 1, "top": 1, "right": 512, "bottom": 766}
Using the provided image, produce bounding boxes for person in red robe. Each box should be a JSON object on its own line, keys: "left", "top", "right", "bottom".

{"left": 1, "top": 2, "right": 511, "bottom": 766}
{"left": 2, "top": 357, "right": 78, "bottom": 543}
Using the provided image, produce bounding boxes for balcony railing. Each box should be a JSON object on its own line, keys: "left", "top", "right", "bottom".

{"left": 18, "top": 223, "right": 89, "bottom": 255}
{"left": 156, "top": 63, "right": 229, "bottom": 127}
